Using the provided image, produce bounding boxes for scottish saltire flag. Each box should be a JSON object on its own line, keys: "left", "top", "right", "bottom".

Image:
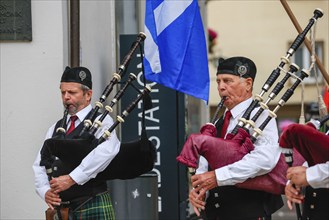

{"left": 144, "top": 0, "right": 210, "bottom": 102}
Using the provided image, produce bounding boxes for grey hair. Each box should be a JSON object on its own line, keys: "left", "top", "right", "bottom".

{"left": 81, "top": 84, "right": 91, "bottom": 92}
{"left": 239, "top": 77, "right": 254, "bottom": 92}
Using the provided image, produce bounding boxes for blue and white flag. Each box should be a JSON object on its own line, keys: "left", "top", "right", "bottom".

{"left": 144, "top": 0, "right": 210, "bottom": 102}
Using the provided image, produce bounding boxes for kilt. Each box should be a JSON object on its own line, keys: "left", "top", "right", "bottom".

{"left": 73, "top": 191, "right": 115, "bottom": 220}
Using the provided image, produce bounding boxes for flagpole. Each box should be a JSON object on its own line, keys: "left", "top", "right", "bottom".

{"left": 280, "top": 0, "right": 329, "bottom": 85}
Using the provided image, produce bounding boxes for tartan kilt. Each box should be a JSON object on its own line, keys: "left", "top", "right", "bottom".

{"left": 73, "top": 191, "right": 115, "bottom": 220}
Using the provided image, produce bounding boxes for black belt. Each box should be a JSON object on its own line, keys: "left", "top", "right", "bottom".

{"left": 61, "top": 195, "right": 93, "bottom": 211}
{"left": 61, "top": 190, "right": 110, "bottom": 211}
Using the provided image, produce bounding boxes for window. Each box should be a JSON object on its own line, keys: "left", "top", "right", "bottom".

{"left": 290, "top": 41, "right": 324, "bottom": 84}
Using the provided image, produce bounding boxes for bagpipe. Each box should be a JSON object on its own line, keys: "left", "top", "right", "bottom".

{"left": 40, "top": 32, "right": 156, "bottom": 182}
{"left": 177, "top": 9, "right": 324, "bottom": 195}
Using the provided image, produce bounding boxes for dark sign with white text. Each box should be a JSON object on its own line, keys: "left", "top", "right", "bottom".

{"left": 118, "top": 34, "right": 188, "bottom": 220}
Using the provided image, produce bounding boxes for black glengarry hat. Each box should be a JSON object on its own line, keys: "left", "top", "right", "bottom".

{"left": 61, "top": 66, "right": 92, "bottom": 89}
{"left": 216, "top": 56, "right": 257, "bottom": 80}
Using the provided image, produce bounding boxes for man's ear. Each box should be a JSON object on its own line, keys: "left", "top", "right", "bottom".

{"left": 86, "top": 90, "right": 93, "bottom": 102}
{"left": 245, "top": 78, "right": 253, "bottom": 91}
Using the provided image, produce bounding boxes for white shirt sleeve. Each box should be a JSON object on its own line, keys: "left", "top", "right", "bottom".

{"left": 306, "top": 161, "right": 329, "bottom": 189}
{"left": 69, "top": 115, "right": 120, "bottom": 185}
{"left": 32, "top": 123, "right": 56, "bottom": 200}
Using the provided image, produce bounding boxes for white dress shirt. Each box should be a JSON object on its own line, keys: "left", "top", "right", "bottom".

{"left": 306, "top": 161, "right": 329, "bottom": 189}
{"left": 197, "top": 98, "right": 281, "bottom": 186}
{"left": 32, "top": 104, "right": 120, "bottom": 200}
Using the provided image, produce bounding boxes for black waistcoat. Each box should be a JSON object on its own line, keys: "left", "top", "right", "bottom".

{"left": 204, "top": 116, "right": 283, "bottom": 220}
{"left": 51, "top": 116, "right": 107, "bottom": 202}
{"left": 302, "top": 186, "right": 329, "bottom": 220}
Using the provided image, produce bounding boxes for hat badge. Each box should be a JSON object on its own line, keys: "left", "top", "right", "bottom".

{"left": 79, "top": 71, "right": 87, "bottom": 81}
{"left": 237, "top": 65, "right": 248, "bottom": 76}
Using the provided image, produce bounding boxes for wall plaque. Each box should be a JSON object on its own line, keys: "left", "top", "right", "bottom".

{"left": 0, "top": 0, "right": 32, "bottom": 41}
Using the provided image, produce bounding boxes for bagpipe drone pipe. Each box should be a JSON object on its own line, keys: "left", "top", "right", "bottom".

{"left": 40, "top": 32, "right": 156, "bottom": 181}
{"left": 177, "top": 8, "right": 324, "bottom": 195}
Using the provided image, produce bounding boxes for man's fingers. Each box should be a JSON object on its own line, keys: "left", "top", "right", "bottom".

{"left": 191, "top": 174, "right": 198, "bottom": 181}
{"left": 189, "top": 189, "right": 205, "bottom": 206}
{"left": 191, "top": 175, "right": 202, "bottom": 187}
{"left": 193, "top": 206, "right": 201, "bottom": 217}
{"left": 192, "top": 180, "right": 201, "bottom": 188}
{"left": 193, "top": 183, "right": 207, "bottom": 193}
{"left": 47, "top": 203, "right": 54, "bottom": 210}
{"left": 191, "top": 198, "right": 205, "bottom": 209}
{"left": 193, "top": 184, "right": 201, "bottom": 192}
{"left": 194, "top": 195, "right": 206, "bottom": 207}
{"left": 190, "top": 188, "right": 199, "bottom": 198}
{"left": 196, "top": 188, "right": 206, "bottom": 199}
{"left": 287, "top": 200, "right": 293, "bottom": 210}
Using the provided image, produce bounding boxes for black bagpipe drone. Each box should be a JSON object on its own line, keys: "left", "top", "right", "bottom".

{"left": 40, "top": 32, "right": 156, "bottom": 182}
{"left": 177, "top": 8, "right": 324, "bottom": 196}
